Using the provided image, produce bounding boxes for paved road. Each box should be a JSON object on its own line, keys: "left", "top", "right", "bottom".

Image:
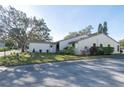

{"left": 0, "top": 58, "right": 124, "bottom": 87}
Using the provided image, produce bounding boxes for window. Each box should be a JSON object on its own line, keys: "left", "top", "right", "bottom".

{"left": 108, "top": 44, "right": 110, "bottom": 47}
{"left": 39, "top": 49, "right": 42, "bottom": 53}
{"left": 84, "top": 46, "right": 88, "bottom": 49}
{"left": 100, "top": 44, "right": 103, "bottom": 47}
{"left": 50, "top": 45, "right": 53, "bottom": 48}
{"left": 93, "top": 43, "right": 96, "bottom": 47}
{"left": 117, "top": 45, "right": 120, "bottom": 52}
{"left": 32, "top": 48, "right": 35, "bottom": 53}
{"left": 72, "top": 43, "right": 75, "bottom": 47}
{"left": 46, "top": 50, "right": 49, "bottom": 53}
{"left": 56, "top": 42, "right": 59, "bottom": 51}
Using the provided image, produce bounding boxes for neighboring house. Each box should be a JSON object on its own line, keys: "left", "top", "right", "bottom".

{"left": 28, "top": 33, "right": 120, "bottom": 55}
{"left": 0, "top": 40, "right": 5, "bottom": 48}
{"left": 28, "top": 41, "right": 56, "bottom": 53}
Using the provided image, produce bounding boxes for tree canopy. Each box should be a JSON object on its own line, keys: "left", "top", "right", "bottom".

{"left": 103, "top": 21, "right": 108, "bottom": 34}
{"left": 119, "top": 39, "right": 124, "bottom": 47}
{"left": 0, "top": 5, "right": 52, "bottom": 52}
{"left": 98, "top": 21, "right": 108, "bottom": 35}
{"left": 64, "top": 25, "right": 93, "bottom": 40}
{"left": 98, "top": 23, "right": 103, "bottom": 33}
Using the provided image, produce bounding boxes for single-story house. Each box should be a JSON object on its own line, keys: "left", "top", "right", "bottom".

{"left": 28, "top": 41, "right": 56, "bottom": 53}
{"left": 28, "top": 33, "right": 120, "bottom": 55}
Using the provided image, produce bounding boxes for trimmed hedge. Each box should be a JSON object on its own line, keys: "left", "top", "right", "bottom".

{"left": 0, "top": 48, "right": 10, "bottom": 52}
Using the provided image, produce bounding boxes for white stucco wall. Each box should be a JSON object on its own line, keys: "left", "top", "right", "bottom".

{"left": 28, "top": 43, "right": 56, "bottom": 53}
{"left": 75, "top": 34, "right": 120, "bottom": 55}
{"left": 59, "top": 35, "right": 88, "bottom": 51}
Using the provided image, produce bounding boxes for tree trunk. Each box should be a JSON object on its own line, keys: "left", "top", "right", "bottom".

{"left": 21, "top": 45, "right": 25, "bottom": 52}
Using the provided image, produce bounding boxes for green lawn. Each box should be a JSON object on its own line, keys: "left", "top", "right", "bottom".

{"left": 0, "top": 53, "right": 89, "bottom": 66}
{"left": 0, "top": 52, "right": 123, "bottom": 66}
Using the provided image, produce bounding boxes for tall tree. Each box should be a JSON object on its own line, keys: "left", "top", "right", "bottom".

{"left": 64, "top": 25, "right": 93, "bottom": 40}
{"left": 64, "top": 32, "right": 79, "bottom": 40}
{"left": 79, "top": 25, "right": 93, "bottom": 35}
{"left": 103, "top": 21, "right": 108, "bottom": 35}
{"left": 98, "top": 23, "right": 103, "bottom": 33}
{"left": 98, "top": 21, "right": 108, "bottom": 35}
{"left": 119, "top": 39, "right": 124, "bottom": 47}
{"left": 0, "top": 5, "right": 51, "bottom": 52}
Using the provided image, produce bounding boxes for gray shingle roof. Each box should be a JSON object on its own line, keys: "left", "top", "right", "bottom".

{"left": 68, "top": 33, "right": 119, "bottom": 44}
{"left": 29, "top": 40, "right": 56, "bottom": 44}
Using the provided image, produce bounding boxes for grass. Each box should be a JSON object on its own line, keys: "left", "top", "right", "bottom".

{"left": 0, "top": 52, "right": 88, "bottom": 66}
{"left": 0, "top": 52, "right": 123, "bottom": 66}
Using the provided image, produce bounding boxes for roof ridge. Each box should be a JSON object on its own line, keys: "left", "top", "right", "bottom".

{"left": 69, "top": 33, "right": 103, "bottom": 43}
{"left": 71, "top": 33, "right": 119, "bottom": 44}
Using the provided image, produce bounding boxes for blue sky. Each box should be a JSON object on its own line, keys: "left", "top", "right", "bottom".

{"left": 10, "top": 5, "right": 124, "bottom": 41}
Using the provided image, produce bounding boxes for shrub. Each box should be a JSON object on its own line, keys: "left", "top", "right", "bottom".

{"left": 97, "top": 47, "right": 104, "bottom": 55}
{"left": 120, "top": 49, "right": 123, "bottom": 54}
{"left": 0, "top": 48, "right": 10, "bottom": 52}
{"left": 102, "top": 47, "right": 114, "bottom": 55}
{"left": 63, "top": 45, "right": 75, "bottom": 55}
{"left": 90, "top": 46, "right": 114, "bottom": 55}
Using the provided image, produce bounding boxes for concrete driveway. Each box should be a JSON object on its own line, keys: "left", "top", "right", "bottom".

{"left": 0, "top": 58, "right": 124, "bottom": 87}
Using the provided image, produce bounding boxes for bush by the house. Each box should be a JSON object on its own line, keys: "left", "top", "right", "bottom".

{"left": 97, "top": 47, "right": 104, "bottom": 55}
{"left": 120, "top": 49, "right": 123, "bottom": 54}
{"left": 63, "top": 45, "right": 75, "bottom": 55}
{"left": 90, "top": 45, "right": 114, "bottom": 55}
{"left": 0, "top": 48, "right": 10, "bottom": 52}
{"left": 102, "top": 47, "right": 114, "bottom": 55}
{"left": 97, "top": 47, "right": 114, "bottom": 55}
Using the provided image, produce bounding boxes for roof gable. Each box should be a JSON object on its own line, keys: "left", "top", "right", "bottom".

{"left": 70, "top": 33, "right": 119, "bottom": 44}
